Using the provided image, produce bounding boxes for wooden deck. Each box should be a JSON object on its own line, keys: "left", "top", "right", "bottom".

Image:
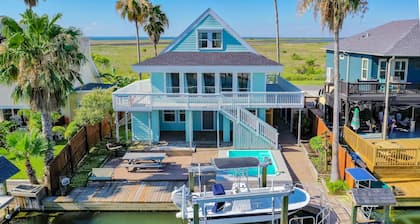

{"left": 343, "top": 127, "right": 420, "bottom": 206}
{"left": 43, "top": 181, "right": 185, "bottom": 211}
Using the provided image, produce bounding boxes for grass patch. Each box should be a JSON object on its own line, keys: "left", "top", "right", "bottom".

{"left": 69, "top": 142, "right": 113, "bottom": 189}
{"left": 0, "top": 140, "right": 67, "bottom": 180}
{"left": 91, "top": 39, "right": 328, "bottom": 85}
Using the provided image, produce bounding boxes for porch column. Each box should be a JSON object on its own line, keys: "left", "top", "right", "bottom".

{"left": 185, "top": 111, "right": 193, "bottom": 148}
{"left": 297, "top": 109, "right": 302, "bottom": 144}
{"left": 125, "top": 112, "right": 129, "bottom": 143}
{"left": 151, "top": 111, "right": 160, "bottom": 143}
{"left": 223, "top": 115, "right": 231, "bottom": 143}
{"left": 115, "top": 112, "right": 120, "bottom": 143}
{"left": 216, "top": 111, "right": 220, "bottom": 148}
{"left": 148, "top": 112, "right": 152, "bottom": 145}
{"left": 290, "top": 109, "right": 294, "bottom": 133}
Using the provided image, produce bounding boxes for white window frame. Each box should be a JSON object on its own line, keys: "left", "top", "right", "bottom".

{"left": 197, "top": 29, "right": 223, "bottom": 50}
{"left": 392, "top": 59, "right": 408, "bottom": 83}
{"left": 179, "top": 110, "right": 186, "bottom": 123}
{"left": 377, "top": 59, "right": 387, "bottom": 80}
{"left": 164, "top": 73, "right": 181, "bottom": 93}
{"left": 163, "top": 110, "right": 176, "bottom": 123}
{"left": 361, "top": 58, "right": 369, "bottom": 80}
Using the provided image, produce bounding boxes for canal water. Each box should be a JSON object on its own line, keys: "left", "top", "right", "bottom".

{"left": 10, "top": 212, "right": 186, "bottom": 224}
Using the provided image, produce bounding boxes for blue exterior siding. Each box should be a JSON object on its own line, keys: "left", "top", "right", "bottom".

{"left": 408, "top": 58, "right": 420, "bottom": 83}
{"left": 160, "top": 111, "right": 185, "bottom": 131}
{"left": 252, "top": 73, "right": 265, "bottom": 92}
{"left": 151, "top": 72, "right": 164, "bottom": 93}
{"left": 171, "top": 15, "right": 248, "bottom": 52}
{"left": 131, "top": 112, "right": 150, "bottom": 141}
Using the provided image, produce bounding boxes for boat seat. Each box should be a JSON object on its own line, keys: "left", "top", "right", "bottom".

{"left": 211, "top": 184, "right": 226, "bottom": 213}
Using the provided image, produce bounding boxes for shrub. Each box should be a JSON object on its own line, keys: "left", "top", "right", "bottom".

{"left": 52, "top": 126, "right": 66, "bottom": 139}
{"left": 291, "top": 53, "right": 303, "bottom": 60}
{"left": 326, "top": 179, "right": 349, "bottom": 194}
{"left": 309, "top": 136, "right": 324, "bottom": 152}
{"left": 64, "top": 121, "right": 80, "bottom": 140}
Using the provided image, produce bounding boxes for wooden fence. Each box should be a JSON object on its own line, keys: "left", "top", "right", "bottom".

{"left": 310, "top": 110, "right": 355, "bottom": 188}
{"left": 45, "top": 120, "right": 111, "bottom": 195}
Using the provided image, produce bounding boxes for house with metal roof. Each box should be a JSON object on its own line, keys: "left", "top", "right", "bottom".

{"left": 322, "top": 19, "right": 420, "bottom": 134}
{"left": 0, "top": 156, "right": 19, "bottom": 219}
{"left": 112, "top": 9, "right": 304, "bottom": 149}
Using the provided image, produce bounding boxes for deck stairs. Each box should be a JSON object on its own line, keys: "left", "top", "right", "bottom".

{"left": 220, "top": 106, "right": 278, "bottom": 149}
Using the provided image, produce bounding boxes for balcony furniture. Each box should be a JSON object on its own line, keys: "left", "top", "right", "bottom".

{"left": 121, "top": 152, "right": 166, "bottom": 172}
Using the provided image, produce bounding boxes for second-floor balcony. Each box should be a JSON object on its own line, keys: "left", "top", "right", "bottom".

{"left": 325, "top": 80, "right": 420, "bottom": 102}
{"left": 113, "top": 79, "right": 304, "bottom": 112}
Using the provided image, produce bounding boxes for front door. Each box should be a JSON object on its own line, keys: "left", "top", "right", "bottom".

{"left": 202, "top": 111, "right": 214, "bottom": 130}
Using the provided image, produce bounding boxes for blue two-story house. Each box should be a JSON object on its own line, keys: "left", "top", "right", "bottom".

{"left": 323, "top": 19, "right": 420, "bottom": 131}
{"left": 112, "top": 9, "right": 304, "bottom": 149}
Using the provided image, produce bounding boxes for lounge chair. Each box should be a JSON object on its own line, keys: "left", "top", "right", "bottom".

{"left": 211, "top": 184, "right": 226, "bottom": 213}
{"left": 88, "top": 168, "right": 114, "bottom": 181}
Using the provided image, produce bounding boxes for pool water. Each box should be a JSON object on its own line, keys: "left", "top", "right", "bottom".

{"left": 228, "top": 150, "right": 278, "bottom": 176}
{"left": 11, "top": 212, "right": 185, "bottom": 224}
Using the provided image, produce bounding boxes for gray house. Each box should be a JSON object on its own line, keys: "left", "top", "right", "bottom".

{"left": 323, "top": 19, "right": 420, "bottom": 133}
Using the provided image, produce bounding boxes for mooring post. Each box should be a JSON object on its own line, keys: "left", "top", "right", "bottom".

{"left": 189, "top": 171, "right": 194, "bottom": 192}
{"left": 262, "top": 165, "right": 267, "bottom": 188}
{"left": 193, "top": 203, "right": 199, "bottom": 224}
{"left": 384, "top": 205, "right": 391, "bottom": 224}
{"left": 351, "top": 205, "right": 357, "bottom": 224}
{"left": 281, "top": 195, "right": 288, "bottom": 224}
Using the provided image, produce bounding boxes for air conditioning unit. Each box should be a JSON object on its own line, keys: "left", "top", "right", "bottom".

{"left": 326, "top": 67, "right": 334, "bottom": 83}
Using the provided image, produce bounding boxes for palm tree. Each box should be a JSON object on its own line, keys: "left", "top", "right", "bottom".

{"left": 298, "top": 0, "right": 367, "bottom": 181}
{"left": 274, "top": 0, "right": 280, "bottom": 64}
{"left": 0, "top": 10, "right": 85, "bottom": 165}
{"left": 116, "top": 0, "right": 151, "bottom": 74}
{"left": 144, "top": 4, "right": 169, "bottom": 56}
{"left": 6, "top": 130, "right": 47, "bottom": 184}
{"left": 24, "top": 0, "right": 39, "bottom": 9}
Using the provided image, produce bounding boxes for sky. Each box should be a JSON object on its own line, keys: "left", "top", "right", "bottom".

{"left": 0, "top": 0, "right": 419, "bottom": 38}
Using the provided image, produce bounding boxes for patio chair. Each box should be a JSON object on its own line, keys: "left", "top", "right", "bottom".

{"left": 106, "top": 143, "right": 125, "bottom": 156}
{"left": 88, "top": 168, "right": 114, "bottom": 181}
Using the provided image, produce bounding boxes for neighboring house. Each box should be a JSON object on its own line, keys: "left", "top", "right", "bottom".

{"left": 113, "top": 9, "right": 304, "bottom": 149}
{"left": 0, "top": 37, "right": 112, "bottom": 122}
{"left": 323, "top": 19, "right": 420, "bottom": 129}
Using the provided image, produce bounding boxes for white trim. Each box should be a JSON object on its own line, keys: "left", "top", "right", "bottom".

{"left": 162, "top": 110, "right": 177, "bottom": 123}
{"left": 132, "top": 65, "right": 284, "bottom": 73}
{"left": 377, "top": 59, "right": 387, "bottom": 80}
{"left": 361, "top": 58, "right": 369, "bottom": 80}
{"left": 392, "top": 58, "right": 409, "bottom": 82}
{"left": 162, "top": 8, "right": 257, "bottom": 54}
{"left": 197, "top": 29, "right": 223, "bottom": 50}
{"left": 215, "top": 73, "right": 221, "bottom": 93}
{"left": 197, "top": 73, "right": 203, "bottom": 94}
{"left": 180, "top": 73, "right": 185, "bottom": 94}
{"left": 233, "top": 73, "right": 238, "bottom": 92}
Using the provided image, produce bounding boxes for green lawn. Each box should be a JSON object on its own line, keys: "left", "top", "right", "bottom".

{"left": 0, "top": 140, "right": 67, "bottom": 180}
{"left": 91, "top": 39, "right": 328, "bottom": 85}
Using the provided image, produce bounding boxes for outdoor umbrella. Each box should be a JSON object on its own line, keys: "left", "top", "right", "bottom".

{"left": 351, "top": 107, "right": 361, "bottom": 131}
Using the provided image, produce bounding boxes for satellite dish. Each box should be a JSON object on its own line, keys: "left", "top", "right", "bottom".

{"left": 60, "top": 177, "right": 70, "bottom": 186}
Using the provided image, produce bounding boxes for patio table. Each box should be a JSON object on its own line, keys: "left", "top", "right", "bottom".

{"left": 121, "top": 152, "right": 167, "bottom": 171}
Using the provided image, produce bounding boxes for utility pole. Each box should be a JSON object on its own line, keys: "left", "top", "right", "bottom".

{"left": 382, "top": 57, "right": 395, "bottom": 140}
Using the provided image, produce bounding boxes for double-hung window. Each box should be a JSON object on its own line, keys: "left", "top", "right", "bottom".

{"left": 166, "top": 73, "right": 180, "bottom": 93}
{"left": 220, "top": 73, "right": 233, "bottom": 92}
{"left": 238, "top": 73, "right": 250, "bottom": 92}
{"left": 393, "top": 59, "right": 407, "bottom": 82}
{"left": 361, "top": 58, "right": 369, "bottom": 80}
{"left": 198, "top": 30, "right": 222, "bottom": 49}
{"left": 163, "top": 110, "right": 176, "bottom": 122}
{"left": 378, "top": 59, "right": 387, "bottom": 80}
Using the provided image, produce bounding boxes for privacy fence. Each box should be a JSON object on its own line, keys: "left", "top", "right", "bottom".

{"left": 45, "top": 120, "right": 111, "bottom": 195}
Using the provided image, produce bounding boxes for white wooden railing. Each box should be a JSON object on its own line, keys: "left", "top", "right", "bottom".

{"left": 113, "top": 91, "right": 304, "bottom": 111}
{"left": 221, "top": 106, "right": 278, "bottom": 149}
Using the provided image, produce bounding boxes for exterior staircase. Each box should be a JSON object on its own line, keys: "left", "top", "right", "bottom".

{"left": 220, "top": 106, "right": 278, "bottom": 149}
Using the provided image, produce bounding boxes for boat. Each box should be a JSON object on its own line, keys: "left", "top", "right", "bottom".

{"left": 171, "top": 157, "right": 311, "bottom": 224}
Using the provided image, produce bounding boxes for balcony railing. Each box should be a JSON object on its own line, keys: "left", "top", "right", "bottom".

{"left": 113, "top": 91, "right": 304, "bottom": 111}
{"left": 337, "top": 80, "right": 420, "bottom": 95}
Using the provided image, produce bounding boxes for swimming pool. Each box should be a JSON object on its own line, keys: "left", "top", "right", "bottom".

{"left": 228, "top": 150, "right": 278, "bottom": 176}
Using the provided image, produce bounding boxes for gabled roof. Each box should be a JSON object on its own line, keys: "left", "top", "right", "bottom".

{"left": 162, "top": 8, "right": 256, "bottom": 54}
{"left": 0, "top": 156, "right": 19, "bottom": 183}
{"left": 326, "top": 19, "right": 420, "bottom": 56}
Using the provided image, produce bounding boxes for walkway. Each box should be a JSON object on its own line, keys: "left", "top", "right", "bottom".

{"left": 278, "top": 127, "right": 352, "bottom": 223}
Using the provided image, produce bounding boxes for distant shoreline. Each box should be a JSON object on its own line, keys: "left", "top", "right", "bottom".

{"left": 89, "top": 36, "right": 333, "bottom": 43}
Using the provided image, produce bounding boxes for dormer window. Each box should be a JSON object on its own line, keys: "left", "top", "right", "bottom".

{"left": 198, "top": 30, "right": 222, "bottom": 49}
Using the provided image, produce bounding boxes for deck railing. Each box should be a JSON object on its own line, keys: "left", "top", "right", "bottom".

{"left": 338, "top": 81, "right": 420, "bottom": 95}
{"left": 221, "top": 106, "right": 278, "bottom": 149}
{"left": 113, "top": 91, "right": 304, "bottom": 111}
{"left": 343, "top": 126, "right": 420, "bottom": 170}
